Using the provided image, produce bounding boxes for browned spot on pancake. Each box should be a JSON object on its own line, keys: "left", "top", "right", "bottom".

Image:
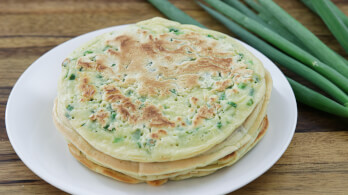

{"left": 123, "top": 99, "right": 136, "bottom": 111}
{"left": 138, "top": 77, "right": 174, "bottom": 97}
{"left": 193, "top": 106, "right": 215, "bottom": 126}
{"left": 158, "top": 129, "right": 167, "bottom": 135}
{"left": 177, "top": 74, "right": 200, "bottom": 89}
{"left": 190, "top": 97, "right": 199, "bottom": 105}
{"left": 177, "top": 57, "right": 231, "bottom": 75}
{"left": 77, "top": 58, "right": 95, "bottom": 69}
{"left": 96, "top": 64, "right": 108, "bottom": 72}
{"left": 215, "top": 79, "right": 233, "bottom": 91}
{"left": 103, "top": 84, "right": 137, "bottom": 122}
{"left": 119, "top": 77, "right": 136, "bottom": 88}
{"left": 142, "top": 105, "right": 175, "bottom": 128}
{"left": 90, "top": 109, "right": 109, "bottom": 126}
{"left": 146, "top": 179, "right": 168, "bottom": 186}
{"left": 232, "top": 88, "right": 239, "bottom": 94}
{"left": 104, "top": 85, "right": 126, "bottom": 102}
{"left": 79, "top": 76, "right": 96, "bottom": 101}
{"left": 115, "top": 104, "right": 130, "bottom": 121}
{"left": 209, "top": 95, "right": 218, "bottom": 102}
{"left": 151, "top": 133, "right": 159, "bottom": 139}
{"left": 150, "top": 129, "right": 168, "bottom": 139}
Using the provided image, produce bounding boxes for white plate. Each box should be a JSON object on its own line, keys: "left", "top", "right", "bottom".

{"left": 5, "top": 24, "right": 297, "bottom": 195}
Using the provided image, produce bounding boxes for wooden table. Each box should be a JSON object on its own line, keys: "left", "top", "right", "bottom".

{"left": 1, "top": 0, "right": 348, "bottom": 194}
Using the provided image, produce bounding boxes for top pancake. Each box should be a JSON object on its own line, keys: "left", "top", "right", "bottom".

{"left": 57, "top": 17, "right": 266, "bottom": 162}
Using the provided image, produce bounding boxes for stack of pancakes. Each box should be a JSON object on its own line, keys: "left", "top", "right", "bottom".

{"left": 53, "top": 17, "right": 272, "bottom": 186}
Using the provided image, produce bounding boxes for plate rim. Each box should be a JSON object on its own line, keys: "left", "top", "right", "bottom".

{"left": 5, "top": 24, "right": 298, "bottom": 195}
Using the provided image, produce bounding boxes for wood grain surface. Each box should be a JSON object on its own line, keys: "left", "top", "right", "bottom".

{"left": 1, "top": 0, "right": 348, "bottom": 194}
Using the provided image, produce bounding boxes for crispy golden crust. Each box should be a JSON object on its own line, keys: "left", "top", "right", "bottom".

{"left": 66, "top": 116, "right": 268, "bottom": 186}
{"left": 68, "top": 143, "right": 142, "bottom": 184}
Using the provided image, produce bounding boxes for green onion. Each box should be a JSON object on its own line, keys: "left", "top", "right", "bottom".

{"left": 249, "top": 88, "right": 255, "bottom": 96}
{"left": 83, "top": 50, "right": 93, "bottom": 56}
{"left": 246, "top": 99, "right": 254, "bottom": 106}
{"left": 301, "top": 0, "right": 348, "bottom": 27}
{"left": 147, "top": 0, "right": 205, "bottom": 28}
{"left": 69, "top": 74, "right": 75, "bottom": 80}
{"left": 169, "top": 28, "right": 179, "bottom": 33}
{"left": 126, "top": 90, "right": 133, "bottom": 96}
{"left": 113, "top": 137, "right": 123, "bottom": 143}
{"left": 288, "top": 78, "right": 348, "bottom": 117}
{"left": 238, "top": 53, "right": 244, "bottom": 61}
{"left": 258, "top": 0, "right": 348, "bottom": 77}
{"left": 197, "top": 2, "right": 348, "bottom": 105}
{"left": 223, "top": 0, "right": 266, "bottom": 25}
{"left": 217, "top": 121, "right": 222, "bottom": 128}
{"left": 311, "top": 0, "right": 348, "bottom": 53}
{"left": 243, "top": 0, "right": 306, "bottom": 49}
{"left": 66, "top": 104, "right": 74, "bottom": 111}
{"left": 203, "top": 0, "right": 348, "bottom": 94}
{"left": 169, "top": 88, "right": 177, "bottom": 94}
{"left": 207, "top": 34, "right": 218, "bottom": 40}
{"left": 103, "top": 45, "right": 111, "bottom": 52}
{"left": 219, "top": 92, "right": 226, "bottom": 100}
{"left": 301, "top": 0, "right": 348, "bottom": 65}
{"left": 132, "top": 129, "right": 142, "bottom": 140}
{"left": 228, "top": 101, "right": 237, "bottom": 108}
{"left": 103, "top": 124, "right": 110, "bottom": 130}
{"left": 111, "top": 111, "right": 116, "bottom": 120}
{"left": 169, "top": 27, "right": 182, "bottom": 35}
{"left": 238, "top": 83, "right": 247, "bottom": 89}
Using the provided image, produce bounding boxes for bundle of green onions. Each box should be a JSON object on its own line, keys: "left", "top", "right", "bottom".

{"left": 148, "top": 0, "right": 348, "bottom": 117}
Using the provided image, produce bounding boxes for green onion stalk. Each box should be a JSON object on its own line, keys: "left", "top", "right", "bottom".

{"left": 147, "top": 0, "right": 205, "bottom": 28}
{"left": 239, "top": 0, "right": 307, "bottom": 49}
{"left": 198, "top": 2, "right": 348, "bottom": 106}
{"left": 258, "top": 0, "right": 348, "bottom": 76}
{"left": 203, "top": 0, "right": 348, "bottom": 94}
{"left": 301, "top": 0, "right": 348, "bottom": 27}
{"left": 311, "top": 0, "right": 348, "bottom": 53}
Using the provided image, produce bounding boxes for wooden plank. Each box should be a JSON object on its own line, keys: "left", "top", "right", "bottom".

{"left": 1, "top": 0, "right": 348, "bottom": 194}
{"left": 0, "top": 131, "right": 347, "bottom": 193}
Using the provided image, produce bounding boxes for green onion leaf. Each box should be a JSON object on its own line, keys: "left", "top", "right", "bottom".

{"left": 219, "top": 92, "right": 226, "bottom": 100}
{"left": 227, "top": 101, "right": 237, "bottom": 108}
{"left": 111, "top": 111, "right": 116, "bottom": 120}
{"left": 198, "top": 2, "right": 348, "bottom": 105}
{"left": 66, "top": 104, "right": 74, "bottom": 111}
{"left": 207, "top": 34, "right": 218, "bottom": 40}
{"left": 83, "top": 50, "right": 93, "bottom": 56}
{"left": 238, "top": 83, "right": 247, "bottom": 89}
{"left": 148, "top": 0, "right": 205, "bottom": 28}
{"left": 246, "top": 99, "right": 254, "bottom": 106}
{"left": 217, "top": 121, "right": 222, "bottom": 128}
{"left": 169, "top": 88, "right": 177, "bottom": 95}
{"left": 69, "top": 74, "right": 76, "bottom": 80}
{"left": 113, "top": 137, "right": 123, "bottom": 143}
{"left": 132, "top": 129, "right": 142, "bottom": 140}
